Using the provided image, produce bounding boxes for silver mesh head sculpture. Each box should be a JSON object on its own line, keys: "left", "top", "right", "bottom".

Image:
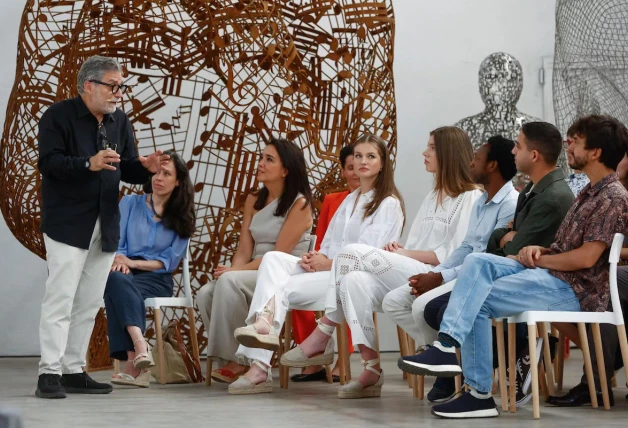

{"left": 455, "top": 52, "right": 541, "bottom": 150}
{"left": 553, "top": 0, "right": 628, "bottom": 136}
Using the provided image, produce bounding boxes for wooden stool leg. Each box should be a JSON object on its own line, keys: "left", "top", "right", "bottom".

{"left": 113, "top": 359, "right": 120, "bottom": 375}
{"left": 528, "top": 324, "right": 541, "bottom": 419}
{"left": 591, "top": 324, "right": 610, "bottom": 410}
{"left": 154, "top": 308, "right": 166, "bottom": 385}
{"left": 556, "top": 332, "right": 565, "bottom": 391}
{"left": 187, "top": 307, "right": 201, "bottom": 366}
{"left": 508, "top": 322, "right": 517, "bottom": 413}
{"left": 495, "top": 320, "right": 508, "bottom": 411}
{"left": 206, "top": 357, "right": 212, "bottom": 386}
{"left": 538, "top": 323, "right": 556, "bottom": 396}
{"left": 578, "top": 323, "right": 598, "bottom": 409}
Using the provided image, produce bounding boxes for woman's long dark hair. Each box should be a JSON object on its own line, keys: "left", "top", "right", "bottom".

{"left": 143, "top": 150, "right": 195, "bottom": 238}
{"left": 355, "top": 134, "right": 406, "bottom": 226}
{"left": 254, "top": 137, "right": 313, "bottom": 217}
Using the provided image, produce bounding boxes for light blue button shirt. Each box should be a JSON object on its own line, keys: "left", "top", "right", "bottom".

{"left": 433, "top": 181, "right": 519, "bottom": 282}
{"left": 117, "top": 194, "right": 188, "bottom": 273}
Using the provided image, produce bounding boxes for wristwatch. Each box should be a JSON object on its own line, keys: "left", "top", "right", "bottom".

{"left": 85, "top": 159, "right": 90, "bottom": 169}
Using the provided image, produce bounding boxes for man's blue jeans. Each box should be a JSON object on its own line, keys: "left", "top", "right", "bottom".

{"left": 439, "top": 253, "right": 580, "bottom": 393}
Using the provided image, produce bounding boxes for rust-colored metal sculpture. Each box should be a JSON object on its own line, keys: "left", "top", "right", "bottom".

{"left": 1, "top": 0, "right": 397, "bottom": 367}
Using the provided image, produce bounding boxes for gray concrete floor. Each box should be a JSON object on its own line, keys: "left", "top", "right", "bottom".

{"left": 1, "top": 352, "right": 627, "bottom": 428}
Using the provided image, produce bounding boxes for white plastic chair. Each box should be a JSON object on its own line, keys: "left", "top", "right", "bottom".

{"left": 505, "top": 233, "right": 628, "bottom": 419}
{"left": 145, "top": 240, "right": 201, "bottom": 384}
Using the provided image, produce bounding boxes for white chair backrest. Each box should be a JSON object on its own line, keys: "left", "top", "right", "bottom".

{"left": 308, "top": 234, "right": 317, "bottom": 252}
{"left": 181, "top": 239, "right": 193, "bottom": 306}
{"left": 609, "top": 233, "right": 625, "bottom": 325}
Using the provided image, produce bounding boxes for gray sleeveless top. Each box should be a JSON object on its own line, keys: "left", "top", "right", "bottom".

{"left": 249, "top": 194, "right": 312, "bottom": 259}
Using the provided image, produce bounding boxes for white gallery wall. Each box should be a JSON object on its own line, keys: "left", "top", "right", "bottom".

{"left": 0, "top": 0, "right": 556, "bottom": 355}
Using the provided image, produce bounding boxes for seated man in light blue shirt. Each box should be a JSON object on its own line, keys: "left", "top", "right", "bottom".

{"left": 382, "top": 134, "right": 518, "bottom": 355}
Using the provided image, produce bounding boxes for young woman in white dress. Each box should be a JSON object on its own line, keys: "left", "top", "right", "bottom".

{"left": 280, "top": 126, "right": 482, "bottom": 398}
{"left": 229, "top": 134, "right": 406, "bottom": 394}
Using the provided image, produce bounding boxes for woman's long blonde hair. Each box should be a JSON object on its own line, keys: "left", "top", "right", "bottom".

{"left": 430, "top": 127, "right": 478, "bottom": 199}
{"left": 354, "top": 134, "right": 406, "bottom": 226}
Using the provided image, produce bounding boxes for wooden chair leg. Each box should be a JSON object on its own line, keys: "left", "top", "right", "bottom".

{"left": 495, "top": 320, "right": 508, "bottom": 411}
{"left": 611, "top": 375, "right": 617, "bottom": 388}
{"left": 205, "top": 357, "right": 212, "bottom": 386}
{"left": 113, "top": 359, "right": 120, "bottom": 375}
{"left": 186, "top": 307, "right": 201, "bottom": 366}
{"left": 454, "top": 348, "right": 462, "bottom": 395}
{"left": 341, "top": 322, "right": 351, "bottom": 381}
{"left": 281, "top": 311, "right": 293, "bottom": 389}
{"left": 578, "top": 323, "right": 598, "bottom": 409}
{"left": 337, "top": 322, "right": 347, "bottom": 385}
{"left": 539, "top": 360, "right": 549, "bottom": 401}
{"left": 616, "top": 325, "right": 628, "bottom": 393}
{"left": 556, "top": 332, "right": 565, "bottom": 391}
{"left": 591, "top": 324, "right": 610, "bottom": 410}
{"left": 373, "top": 312, "right": 380, "bottom": 354}
{"left": 396, "top": 328, "right": 410, "bottom": 383}
{"left": 538, "top": 323, "right": 556, "bottom": 396}
{"left": 528, "top": 324, "right": 541, "bottom": 419}
{"left": 154, "top": 308, "right": 166, "bottom": 385}
{"left": 508, "top": 322, "right": 517, "bottom": 413}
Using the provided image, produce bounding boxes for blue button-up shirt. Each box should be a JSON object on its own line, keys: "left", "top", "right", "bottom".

{"left": 433, "top": 182, "right": 519, "bottom": 282}
{"left": 117, "top": 194, "right": 188, "bottom": 273}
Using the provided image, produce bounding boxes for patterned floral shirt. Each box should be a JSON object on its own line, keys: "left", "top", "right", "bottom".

{"left": 566, "top": 172, "right": 590, "bottom": 197}
{"left": 549, "top": 173, "right": 628, "bottom": 312}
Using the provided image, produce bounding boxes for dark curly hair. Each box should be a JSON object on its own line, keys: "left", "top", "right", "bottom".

{"left": 143, "top": 150, "right": 195, "bottom": 238}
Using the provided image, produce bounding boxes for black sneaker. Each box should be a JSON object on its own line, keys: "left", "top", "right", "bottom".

{"left": 518, "top": 337, "right": 543, "bottom": 395}
{"left": 61, "top": 372, "right": 113, "bottom": 394}
{"left": 432, "top": 391, "right": 499, "bottom": 419}
{"left": 428, "top": 376, "right": 457, "bottom": 403}
{"left": 507, "top": 362, "right": 532, "bottom": 407}
{"left": 36, "top": 374, "right": 66, "bottom": 399}
{"left": 397, "top": 343, "right": 461, "bottom": 377}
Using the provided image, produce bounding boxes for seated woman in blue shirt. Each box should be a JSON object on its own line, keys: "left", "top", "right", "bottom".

{"left": 106, "top": 150, "right": 195, "bottom": 387}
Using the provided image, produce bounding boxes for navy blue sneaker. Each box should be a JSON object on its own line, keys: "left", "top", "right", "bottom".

{"left": 397, "top": 342, "right": 461, "bottom": 377}
{"left": 432, "top": 391, "right": 499, "bottom": 419}
{"left": 428, "top": 376, "right": 457, "bottom": 403}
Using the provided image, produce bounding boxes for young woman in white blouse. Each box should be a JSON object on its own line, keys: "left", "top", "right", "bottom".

{"left": 229, "top": 134, "right": 406, "bottom": 395}
{"left": 280, "top": 126, "right": 482, "bottom": 399}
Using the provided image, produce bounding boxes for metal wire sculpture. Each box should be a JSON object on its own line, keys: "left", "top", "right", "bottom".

{"left": 553, "top": 0, "right": 628, "bottom": 136}
{"left": 455, "top": 52, "right": 541, "bottom": 149}
{"left": 0, "top": 0, "right": 397, "bottom": 365}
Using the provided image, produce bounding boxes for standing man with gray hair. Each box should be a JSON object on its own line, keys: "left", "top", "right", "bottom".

{"left": 36, "top": 55, "right": 167, "bottom": 398}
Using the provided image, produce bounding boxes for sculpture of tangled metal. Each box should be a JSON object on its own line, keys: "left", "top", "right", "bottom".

{"left": 454, "top": 52, "right": 568, "bottom": 187}
{"left": 455, "top": 52, "right": 540, "bottom": 150}
{"left": 553, "top": 0, "right": 628, "bottom": 135}
{"left": 0, "top": 0, "right": 397, "bottom": 364}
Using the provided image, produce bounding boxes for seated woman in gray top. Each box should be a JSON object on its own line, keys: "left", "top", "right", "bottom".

{"left": 196, "top": 138, "right": 313, "bottom": 384}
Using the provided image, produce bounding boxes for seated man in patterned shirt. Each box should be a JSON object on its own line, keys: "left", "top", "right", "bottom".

{"left": 397, "top": 114, "right": 628, "bottom": 419}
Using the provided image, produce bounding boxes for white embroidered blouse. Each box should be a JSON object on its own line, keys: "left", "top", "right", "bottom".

{"left": 318, "top": 189, "right": 404, "bottom": 259}
{"left": 404, "top": 188, "right": 483, "bottom": 264}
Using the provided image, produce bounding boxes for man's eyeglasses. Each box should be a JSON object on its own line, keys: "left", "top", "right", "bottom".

{"left": 89, "top": 79, "right": 132, "bottom": 94}
{"left": 562, "top": 140, "right": 573, "bottom": 150}
{"left": 98, "top": 123, "right": 117, "bottom": 153}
